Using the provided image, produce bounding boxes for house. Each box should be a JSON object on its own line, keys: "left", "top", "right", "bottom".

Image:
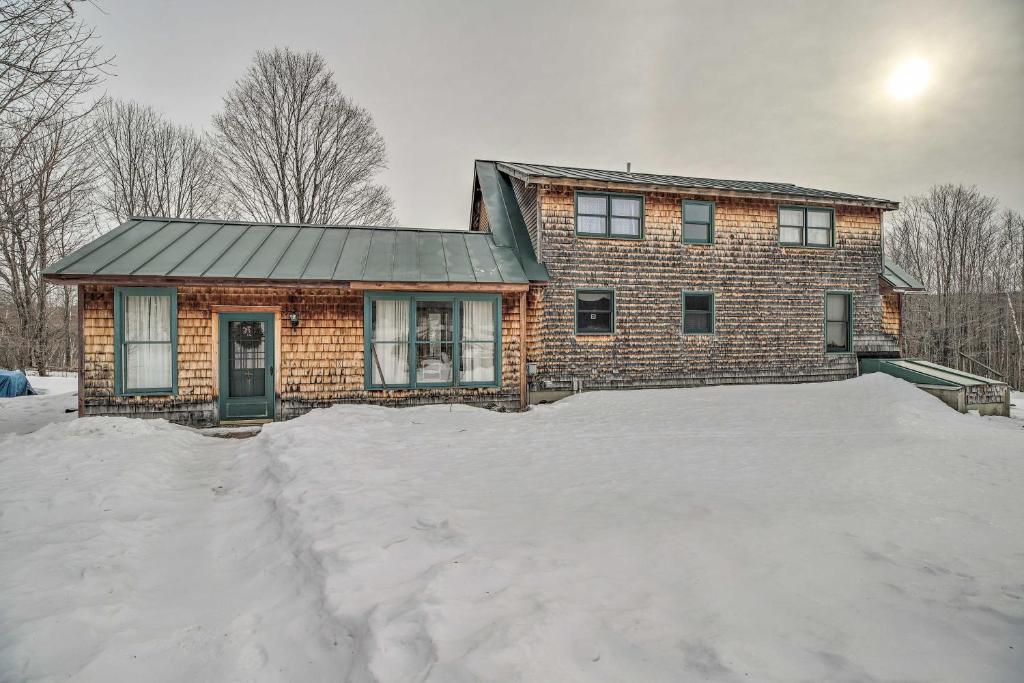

{"left": 43, "top": 160, "right": 922, "bottom": 426}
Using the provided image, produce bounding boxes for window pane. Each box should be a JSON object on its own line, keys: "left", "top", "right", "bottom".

{"left": 416, "top": 343, "right": 453, "bottom": 383}
{"left": 684, "top": 311, "right": 712, "bottom": 334}
{"left": 684, "top": 223, "right": 710, "bottom": 242}
{"left": 780, "top": 208, "right": 804, "bottom": 226}
{"left": 684, "top": 202, "right": 711, "bottom": 223}
{"left": 577, "top": 291, "right": 612, "bottom": 312}
{"left": 826, "top": 322, "right": 848, "bottom": 351}
{"left": 577, "top": 195, "right": 607, "bottom": 215}
{"left": 371, "top": 342, "right": 409, "bottom": 385}
{"left": 807, "top": 227, "right": 831, "bottom": 246}
{"left": 461, "top": 300, "right": 495, "bottom": 341}
{"left": 685, "top": 294, "right": 711, "bottom": 312}
{"left": 228, "top": 321, "right": 266, "bottom": 398}
{"left": 807, "top": 210, "right": 831, "bottom": 228}
{"left": 125, "top": 342, "right": 171, "bottom": 389}
{"left": 460, "top": 342, "right": 495, "bottom": 383}
{"left": 373, "top": 299, "right": 409, "bottom": 342}
{"left": 610, "top": 196, "right": 641, "bottom": 218}
{"left": 577, "top": 215, "right": 607, "bottom": 234}
{"left": 415, "top": 301, "right": 453, "bottom": 384}
{"left": 826, "top": 293, "right": 848, "bottom": 322}
{"left": 610, "top": 217, "right": 640, "bottom": 236}
{"left": 125, "top": 295, "right": 171, "bottom": 342}
{"left": 577, "top": 311, "right": 612, "bottom": 333}
{"left": 780, "top": 226, "right": 803, "bottom": 244}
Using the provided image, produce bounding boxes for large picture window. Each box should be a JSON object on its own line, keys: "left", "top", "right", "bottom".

{"left": 114, "top": 287, "right": 177, "bottom": 395}
{"left": 575, "top": 192, "right": 643, "bottom": 238}
{"left": 825, "top": 291, "right": 853, "bottom": 353}
{"left": 365, "top": 293, "right": 501, "bottom": 389}
{"left": 779, "top": 205, "right": 834, "bottom": 247}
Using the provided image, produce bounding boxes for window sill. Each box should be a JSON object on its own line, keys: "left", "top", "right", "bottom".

{"left": 575, "top": 333, "right": 616, "bottom": 339}
{"left": 116, "top": 390, "right": 176, "bottom": 397}
{"left": 779, "top": 243, "right": 835, "bottom": 250}
{"left": 683, "top": 240, "right": 714, "bottom": 246}
{"left": 575, "top": 233, "right": 644, "bottom": 241}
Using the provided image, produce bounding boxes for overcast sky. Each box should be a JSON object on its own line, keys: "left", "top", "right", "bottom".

{"left": 82, "top": 0, "right": 1023, "bottom": 227}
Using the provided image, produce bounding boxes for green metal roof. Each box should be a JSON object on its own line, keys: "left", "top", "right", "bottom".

{"left": 474, "top": 161, "right": 549, "bottom": 281}
{"left": 494, "top": 160, "right": 899, "bottom": 209}
{"left": 43, "top": 219, "right": 531, "bottom": 285}
{"left": 882, "top": 256, "right": 926, "bottom": 291}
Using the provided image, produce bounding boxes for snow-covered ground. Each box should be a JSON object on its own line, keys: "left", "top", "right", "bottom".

{"left": 0, "top": 373, "right": 78, "bottom": 435}
{"left": 1, "top": 374, "right": 1022, "bottom": 681}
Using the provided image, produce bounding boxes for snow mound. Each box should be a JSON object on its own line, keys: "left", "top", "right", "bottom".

{"left": 2, "top": 375, "right": 1023, "bottom": 681}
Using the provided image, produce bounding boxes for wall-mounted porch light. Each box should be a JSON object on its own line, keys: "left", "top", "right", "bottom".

{"left": 289, "top": 311, "right": 299, "bottom": 328}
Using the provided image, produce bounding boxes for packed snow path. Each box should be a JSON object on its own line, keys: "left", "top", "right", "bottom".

{"left": 1, "top": 374, "right": 1022, "bottom": 681}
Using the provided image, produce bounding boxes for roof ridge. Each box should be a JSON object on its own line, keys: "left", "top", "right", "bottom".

{"left": 126, "top": 216, "right": 479, "bottom": 234}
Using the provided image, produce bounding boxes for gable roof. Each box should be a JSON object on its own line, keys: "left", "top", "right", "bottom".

{"left": 43, "top": 218, "right": 532, "bottom": 286}
{"left": 494, "top": 161, "right": 899, "bottom": 210}
{"left": 474, "top": 161, "right": 549, "bottom": 281}
{"left": 882, "top": 256, "right": 926, "bottom": 291}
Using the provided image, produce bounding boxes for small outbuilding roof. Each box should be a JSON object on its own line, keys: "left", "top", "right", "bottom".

{"left": 881, "top": 256, "right": 926, "bottom": 291}
{"left": 44, "top": 219, "right": 533, "bottom": 286}
{"left": 494, "top": 160, "right": 899, "bottom": 210}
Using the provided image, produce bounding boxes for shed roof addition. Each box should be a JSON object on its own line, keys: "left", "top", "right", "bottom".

{"left": 882, "top": 256, "right": 926, "bottom": 291}
{"left": 494, "top": 160, "right": 899, "bottom": 209}
{"left": 44, "top": 219, "right": 532, "bottom": 286}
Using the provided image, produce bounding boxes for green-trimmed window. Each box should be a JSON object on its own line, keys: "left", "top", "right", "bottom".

{"left": 364, "top": 293, "right": 501, "bottom": 389}
{"left": 683, "top": 200, "right": 714, "bottom": 244}
{"left": 779, "top": 205, "right": 834, "bottom": 247}
{"left": 575, "top": 289, "right": 615, "bottom": 334}
{"left": 114, "top": 287, "right": 177, "bottom": 395}
{"left": 682, "top": 291, "right": 714, "bottom": 334}
{"left": 825, "top": 291, "right": 853, "bottom": 353}
{"left": 575, "top": 192, "right": 643, "bottom": 238}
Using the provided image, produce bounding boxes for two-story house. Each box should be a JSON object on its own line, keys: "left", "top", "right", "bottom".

{"left": 43, "top": 160, "right": 919, "bottom": 426}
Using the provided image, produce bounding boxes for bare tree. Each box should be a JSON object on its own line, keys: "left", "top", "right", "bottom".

{"left": 1, "top": 0, "right": 107, "bottom": 172}
{"left": 92, "top": 98, "right": 226, "bottom": 222}
{"left": 887, "top": 185, "right": 1024, "bottom": 388}
{"left": 212, "top": 48, "right": 395, "bottom": 226}
{"left": 0, "top": 114, "right": 96, "bottom": 373}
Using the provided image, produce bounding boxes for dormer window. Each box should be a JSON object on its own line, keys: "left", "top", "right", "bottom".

{"left": 575, "top": 192, "right": 643, "bottom": 239}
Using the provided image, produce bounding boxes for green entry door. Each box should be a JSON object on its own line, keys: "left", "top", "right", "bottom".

{"left": 218, "top": 313, "right": 275, "bottom": 421}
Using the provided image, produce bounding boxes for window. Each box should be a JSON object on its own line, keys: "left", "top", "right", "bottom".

{"left": 576, "top": 192, "right": 643, "bottom": 238}
{"left": 779, "top": 206, "right": 834, "bottom": 247}
{"left": 365, "top": 293, "right": 500, "bottom": 389}
{"left": 825, "top": 291, "right": 853, "bottom": 353}
{"left": 114, "top": 287, "right": 177, "bottom": 395}
{"left": 575, "top": 289, "right": 615, "bottom": 334}
{"left": 682, "top": 292, "right": 714, "bottom": 334}
{"left": 683, "top": 201, "right": 715, "bottom": 244}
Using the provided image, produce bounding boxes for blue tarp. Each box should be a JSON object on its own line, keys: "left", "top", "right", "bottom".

{"left": 0, "top": 370, "right": 36, "bottom": 397}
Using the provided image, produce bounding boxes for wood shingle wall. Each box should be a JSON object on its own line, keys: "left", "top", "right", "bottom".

{"left": 528, "top": 186, "right": 891, "bottom": 389}
{"left": 82, "top": 285, "right": 524, "bottom": 426}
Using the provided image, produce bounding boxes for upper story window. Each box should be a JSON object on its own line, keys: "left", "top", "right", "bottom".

{"left": 779, "top": 206, "right": 834, "bottom": 247}
{"left": 114, "top": 287, "right": 177, "bottom": 395}
{"left": 683, "top": 200, "right": 715, "bottom": 244}
{"left": 575, "top": 192, "right": 643, "bottom": 239}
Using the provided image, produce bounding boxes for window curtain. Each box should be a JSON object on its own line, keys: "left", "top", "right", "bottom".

{"left": 372, "top": 299, "right": 410, "bottom": 385}
{"left": 460, "top": 300, "right": 495, "bottom": 382}
{"left": 124, "top": 295, "right": 172, "bottom": 390}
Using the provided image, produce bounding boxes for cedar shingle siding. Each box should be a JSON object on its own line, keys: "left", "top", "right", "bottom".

{"left": 524, "top": 186, "right": 890, "bottom": 390}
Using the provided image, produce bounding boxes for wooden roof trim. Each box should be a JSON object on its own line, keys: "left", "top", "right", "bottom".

{"left": 42, "top": 273, "right": 537, "bottom": 292}
{"left": 519, "top": 176, "right": 899, "bottom": 210}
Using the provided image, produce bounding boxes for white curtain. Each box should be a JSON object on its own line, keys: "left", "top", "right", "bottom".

{"left": 460, "top": 300, "right": 495, "bottom": 382}
{"left": 124, "top": 295, "right": 172, "bottom": 389}
{"left": 372, "top": 299, "right": 409, "bottom": 385}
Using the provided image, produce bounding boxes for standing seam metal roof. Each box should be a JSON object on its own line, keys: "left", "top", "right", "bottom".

{"left": 43, "top": 218, "right": 531, "bottom": 284}
{"left": 494, "top": 160, "right": 898, "bottom": 208}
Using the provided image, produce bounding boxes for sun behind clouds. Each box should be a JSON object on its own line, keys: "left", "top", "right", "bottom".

{"left": 887, "top": 57, "right": 932, "bottom": 101}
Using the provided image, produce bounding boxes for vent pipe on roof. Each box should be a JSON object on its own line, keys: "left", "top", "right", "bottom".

{"left": 626, "top": 162, "right": 631, "bottom": 173}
